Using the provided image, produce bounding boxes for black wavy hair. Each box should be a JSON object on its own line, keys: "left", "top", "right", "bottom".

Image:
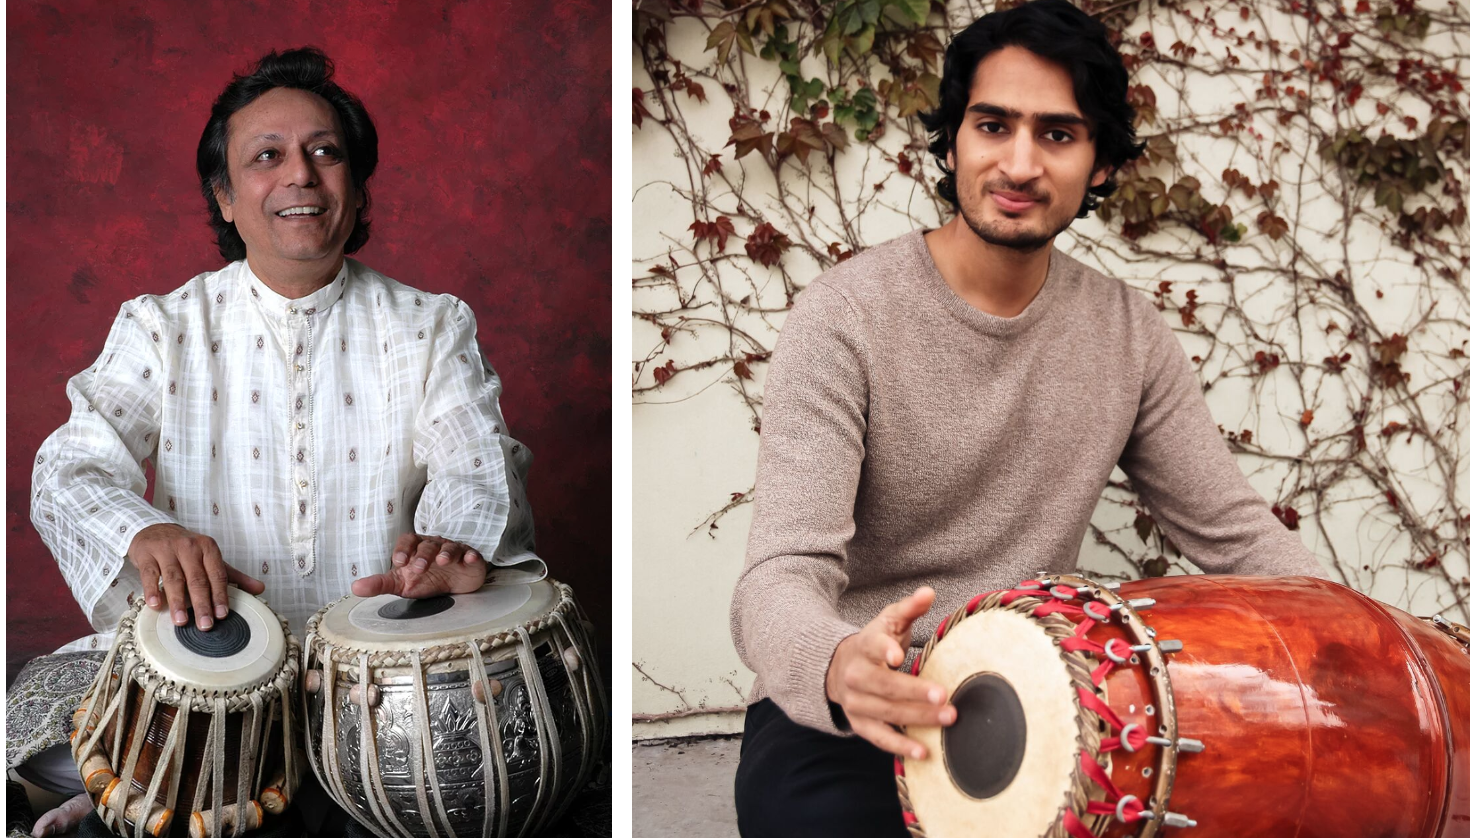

{"left": 918, "top": 0, "right": 1146, "bottom": 217}
{"left": 196, "top": 47, "right": 379, "bottom": 262}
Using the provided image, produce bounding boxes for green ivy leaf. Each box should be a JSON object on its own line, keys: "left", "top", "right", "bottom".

{"left": 885, "top": 0, "right": 929, "bottom": 24}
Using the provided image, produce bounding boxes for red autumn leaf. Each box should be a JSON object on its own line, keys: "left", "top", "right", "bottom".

{"left": 826, "top": 241, "right": 854, "bottom": 263}
{"left": 1373, "top": 333, "right": 1409, "bottom": 364}
{"left": 1385, "top": 490, "right": 1399, "bottom": 510}
{"left": 1381, "top": 421, "right": 1408, "bottom": 437}
{"left": 730, "top": 492, "right": 745, "bottom": 501}
{"left": 652, "top": 360, "right": 676, "bottom": 385}
{"left": 776, "top": 117, "right": 828, "bottom": 165}
{"left": 733, "top": 361, "right": 753, "bottom": 380}
{"left": 633, "top": 88, "right": 653, "bottom": 129}
{"left": 702, "top": 154, "right": 723, "bottom": 177}
{"left": 1271, "top": 505, "right": 1301, "bottom": 530}
{"left": 1417, "top": 553, "right": 1439, "bottom": 570}
{"left": 689, "top": 215, "right": 736, "bottom": 252}
{"left": 685, "top": 80, "right": 707, "bottom": 104}
{"left": 726, "top": 116, "right": 774, "bottom": 160}
{"left": 1254, "top": 351, "right": 1281, "bottom": 373}
{"left": 1300, "top": 409, "right": 1314, "bottom": 427}
{"left": 1240, "top": 429, "right": 1253, "bottom": 444}
{"left": 1324, "top": 352, "right": 1351, "bottom": 373}
{"left": 744, "top": 222, "right": 792, "bottom": 267}
{"left": 906, "top": 32, "right": 945, "bottom": 67}
{"left": 1133, "top": 510, "right": 1154, "bottom": 542}
{"left": 1355, "top": 0, "right": 1370, "bottom": 11}
{"left": 1257, "top": 211, "right": 1289, "bottom": 240}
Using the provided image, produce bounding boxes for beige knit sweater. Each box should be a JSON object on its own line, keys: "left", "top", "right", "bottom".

{"left": 729, "top": 230, "right": 1326, "bottom": 734}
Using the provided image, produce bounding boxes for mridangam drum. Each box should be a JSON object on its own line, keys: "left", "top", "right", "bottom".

{"left": 897, "top": 574, "right": 1470, "bottom": 838}
{"left": 71, "top": 588, "right": 301, "bottom": 838}
{"left": 302, "top": 580, "right": 606, "bottom": 838}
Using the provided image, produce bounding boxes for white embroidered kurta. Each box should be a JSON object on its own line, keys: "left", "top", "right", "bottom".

{"left": 32, "top": 258, "right": 543, "bottom": 647}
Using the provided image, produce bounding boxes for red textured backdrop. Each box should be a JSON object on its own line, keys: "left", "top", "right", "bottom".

{"left": 6, "top": 1, "right": 611, "bottom": 683}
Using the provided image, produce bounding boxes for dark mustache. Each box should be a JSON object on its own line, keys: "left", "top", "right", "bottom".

{"left": 986, "top": 182, "right": 1047, "bottom": 202}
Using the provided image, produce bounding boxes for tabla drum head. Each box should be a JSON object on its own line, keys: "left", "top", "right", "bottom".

{"left": 132, "top": 586, "right": 288, "bottom": 692}
{"left": 904, "top": 607, "right": 1086, "bottom": 838}
{"left": 315, "top": 580, "right": 558, "bottom": 650}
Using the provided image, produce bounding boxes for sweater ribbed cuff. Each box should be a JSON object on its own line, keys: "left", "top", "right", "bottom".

{"left": 781, "top": 613, "right": 860, "bottom": 735}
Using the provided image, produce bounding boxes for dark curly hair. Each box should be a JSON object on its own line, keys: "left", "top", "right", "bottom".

{"left": 918, "top": 0, "right": 1146, "bottom": 218}
{"left": 196, "top": 47, "right": 379, "bottom": 262}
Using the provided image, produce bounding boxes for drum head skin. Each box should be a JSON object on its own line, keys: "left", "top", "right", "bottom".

{"left": 133, "top": 587, "right": 288, "bottom": 690}
{"left": 316, "top": 581, "right": 557, "bottom": 651}
{"left": 905, "top": 608, "right": 1082, "bottom": 838}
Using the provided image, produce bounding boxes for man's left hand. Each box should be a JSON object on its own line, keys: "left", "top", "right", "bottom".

{"left": 350, "top": 533, "right": 486, "bottom": 598}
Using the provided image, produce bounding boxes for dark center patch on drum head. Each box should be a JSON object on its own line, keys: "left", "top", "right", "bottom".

{"left": 175, "top": 609, "right": 251, "bottom": 658}
{"left": 377, "top": 595, "right": 454, "bottom": 620}
{"left": 943, "top": 673, "right": 1026, "bottom": 800}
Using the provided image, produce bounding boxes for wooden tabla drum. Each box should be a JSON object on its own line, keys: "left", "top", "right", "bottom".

{"left": 302, "top": 580, "right": 606, "bottom": 838}
{"left": 896, "top": 574, "right": 1470, "bottom": 838}
{"left": 71, "top": 588, "right": 302, "bottom": 838}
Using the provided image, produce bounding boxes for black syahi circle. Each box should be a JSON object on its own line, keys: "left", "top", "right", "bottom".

{"left": 376, "top": 595, "right": 455, "bottom": 620}
{"left": 942, "top": 673, "right": 1027, "bottom": 800}
{"left": 175, "top": 609, "right": 252, "bottom": 658}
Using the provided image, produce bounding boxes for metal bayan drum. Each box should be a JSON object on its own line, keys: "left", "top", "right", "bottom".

{"left": 71, "top": 588, "right": 301, "bottom": 838}
{"left": 302, "top": 580, "right": 606, "bottom": 838}
{"left": 896, "top": 574, "right": 1470, "bottom": 838}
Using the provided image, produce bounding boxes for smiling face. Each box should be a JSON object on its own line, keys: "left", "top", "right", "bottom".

{"left": 948, "top": 46, "right": 1110, "bottom": 253}
{"left": 214, "top": 87, "right": 361, "bottom": 276}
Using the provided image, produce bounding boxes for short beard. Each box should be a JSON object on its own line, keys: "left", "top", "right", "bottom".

{"left": 956, "top": 198, "right": 1079, "bottom": 254}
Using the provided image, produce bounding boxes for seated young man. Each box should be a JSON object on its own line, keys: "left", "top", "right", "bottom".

{"left": 728, "top": 3, "right": 1324, "bottom": 836}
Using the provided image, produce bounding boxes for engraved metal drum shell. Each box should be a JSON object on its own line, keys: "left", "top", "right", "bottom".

{"left": 303, "top": 581, "right": 605, "bottom": 838}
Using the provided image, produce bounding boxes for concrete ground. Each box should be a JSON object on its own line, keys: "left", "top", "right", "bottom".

{"left": 632, "top": 736, "right": 741, "bottom": 837}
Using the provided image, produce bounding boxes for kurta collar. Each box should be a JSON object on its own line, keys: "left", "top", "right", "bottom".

{"left": 242, "top": 259, "right": 349, "bottom": 319}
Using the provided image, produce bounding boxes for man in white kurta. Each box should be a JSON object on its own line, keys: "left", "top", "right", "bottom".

{"left": 30, "top": 257, "right": 542, "bottom": 645}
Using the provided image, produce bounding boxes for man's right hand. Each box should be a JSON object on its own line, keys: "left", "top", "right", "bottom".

{"left": 128, "top": 523, "right": 264, "bottom": 630}
{"left": 825, "top": 586, "right": 956, "bottom": 759}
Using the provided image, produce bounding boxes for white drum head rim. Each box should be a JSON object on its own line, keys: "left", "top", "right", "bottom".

{"left": 903, "top": 608, "right": 1088, "bottom": 838}
{"left": 132, "top": 587, "right": 288, "bottom": 692}
{"left": 312, "top": 580, "right": 563, "bottom": 654}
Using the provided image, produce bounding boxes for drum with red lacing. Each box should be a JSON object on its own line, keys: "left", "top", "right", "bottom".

{"left": 895, "top": 574, "right": 1470, "bottom": 838}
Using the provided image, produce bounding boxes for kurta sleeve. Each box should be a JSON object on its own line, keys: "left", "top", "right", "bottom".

{"left": 411, "top": 298, "right": 542, "bottom": 574}
{"left": 32, "top": 300, "right": 177, "bottom": 630}
{"left": 730, "top": 280, "right": 870, "bottom": 734}
{"left": 1117, "top": 303, "right": 1326, "bottom": 579}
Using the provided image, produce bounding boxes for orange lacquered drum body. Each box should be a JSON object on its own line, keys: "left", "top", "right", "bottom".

{"left": 896, "top": 575, "right": 1470, "bottom": 838}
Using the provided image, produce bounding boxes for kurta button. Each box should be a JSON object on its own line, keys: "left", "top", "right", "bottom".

{"left": 296, "top": 422, "right": 305, "bottom": 429}
{"left": 289, "top": 307, "right": 298, "bottom": 315}
{"left": 296, "top": 364, "right": 304, "bottom": 372}
{"left": 299, "top": 481, "right": 308, "bottom": 489}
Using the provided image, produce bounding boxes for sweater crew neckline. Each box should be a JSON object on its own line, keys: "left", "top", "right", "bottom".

{"left": 907, "top": 229, "right": 1073, "bottom": 338}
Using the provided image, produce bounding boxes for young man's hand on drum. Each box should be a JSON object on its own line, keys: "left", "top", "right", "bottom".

{"left": 128, "top": 523, "right": 266, "bottom": 631}
{"left": 825, "top": 586, "right": 958, "bottom": 759}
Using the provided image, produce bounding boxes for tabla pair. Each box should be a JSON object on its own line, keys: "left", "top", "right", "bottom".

{"left": 70, "top": 579, "right": 606, "bottom": 838}
{"left": 897, "top": 574, "right": 1470, "bottom": 838}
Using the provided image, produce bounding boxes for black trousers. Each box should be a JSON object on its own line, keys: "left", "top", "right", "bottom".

{"left": 734, "top": 699, "right": 908, "bottom": 838}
